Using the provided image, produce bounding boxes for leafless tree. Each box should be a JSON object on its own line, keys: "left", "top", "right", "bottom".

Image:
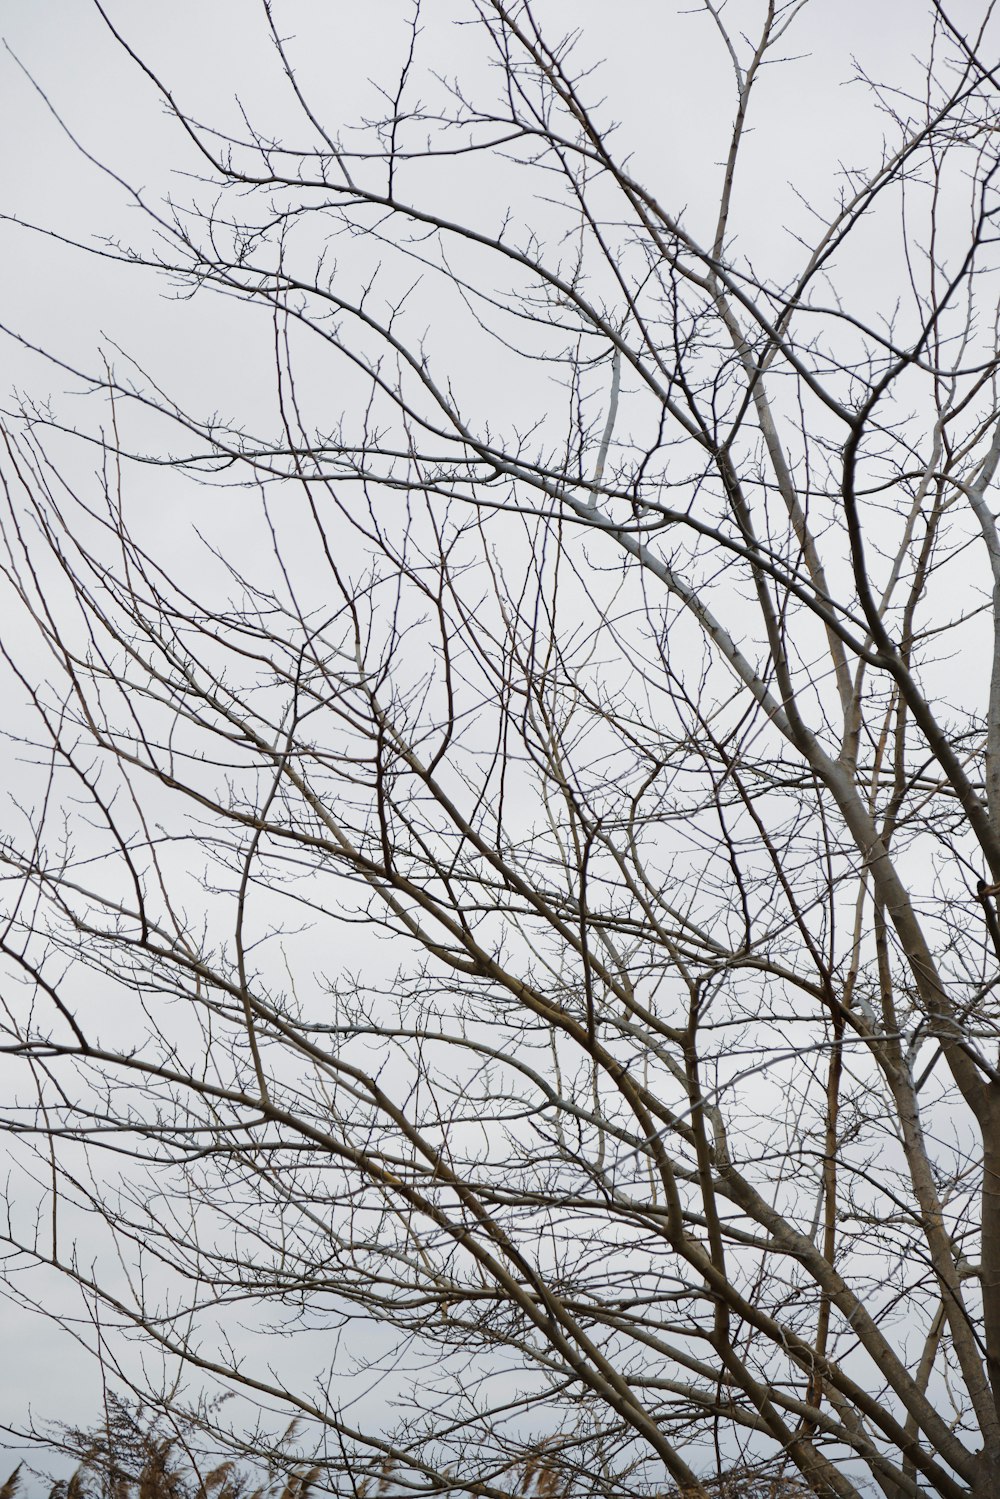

{"left": 4, "top": 2, "right": 1000, "bottom": 1496}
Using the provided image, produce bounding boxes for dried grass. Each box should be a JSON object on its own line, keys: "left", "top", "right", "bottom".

{"left": 2, "top": 1399, "right": 320, "bottom": 1499}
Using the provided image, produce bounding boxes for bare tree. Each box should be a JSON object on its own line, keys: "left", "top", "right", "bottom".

{"left": 5, "top": 2, "right": 1000, "bottom": 1495}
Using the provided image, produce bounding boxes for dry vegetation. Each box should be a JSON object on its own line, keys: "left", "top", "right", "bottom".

{"left": 1, "top": 1401, "right": 814, "bottom": 1499}
{"left": 2, "top": 1400, "right": 319, "bottom": 1499}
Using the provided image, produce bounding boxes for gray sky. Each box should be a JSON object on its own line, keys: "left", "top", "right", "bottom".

{"left": 0, "top": 0, "right": 967, "bottom": 1480}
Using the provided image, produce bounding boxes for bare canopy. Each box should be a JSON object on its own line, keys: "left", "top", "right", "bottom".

{"left": 3, "top": 3, "right": 1000, "bottom": 1497}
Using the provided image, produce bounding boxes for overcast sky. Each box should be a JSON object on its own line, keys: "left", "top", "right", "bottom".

{"left": 0, "top": 0, "right": 967, "bottom": 1478}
